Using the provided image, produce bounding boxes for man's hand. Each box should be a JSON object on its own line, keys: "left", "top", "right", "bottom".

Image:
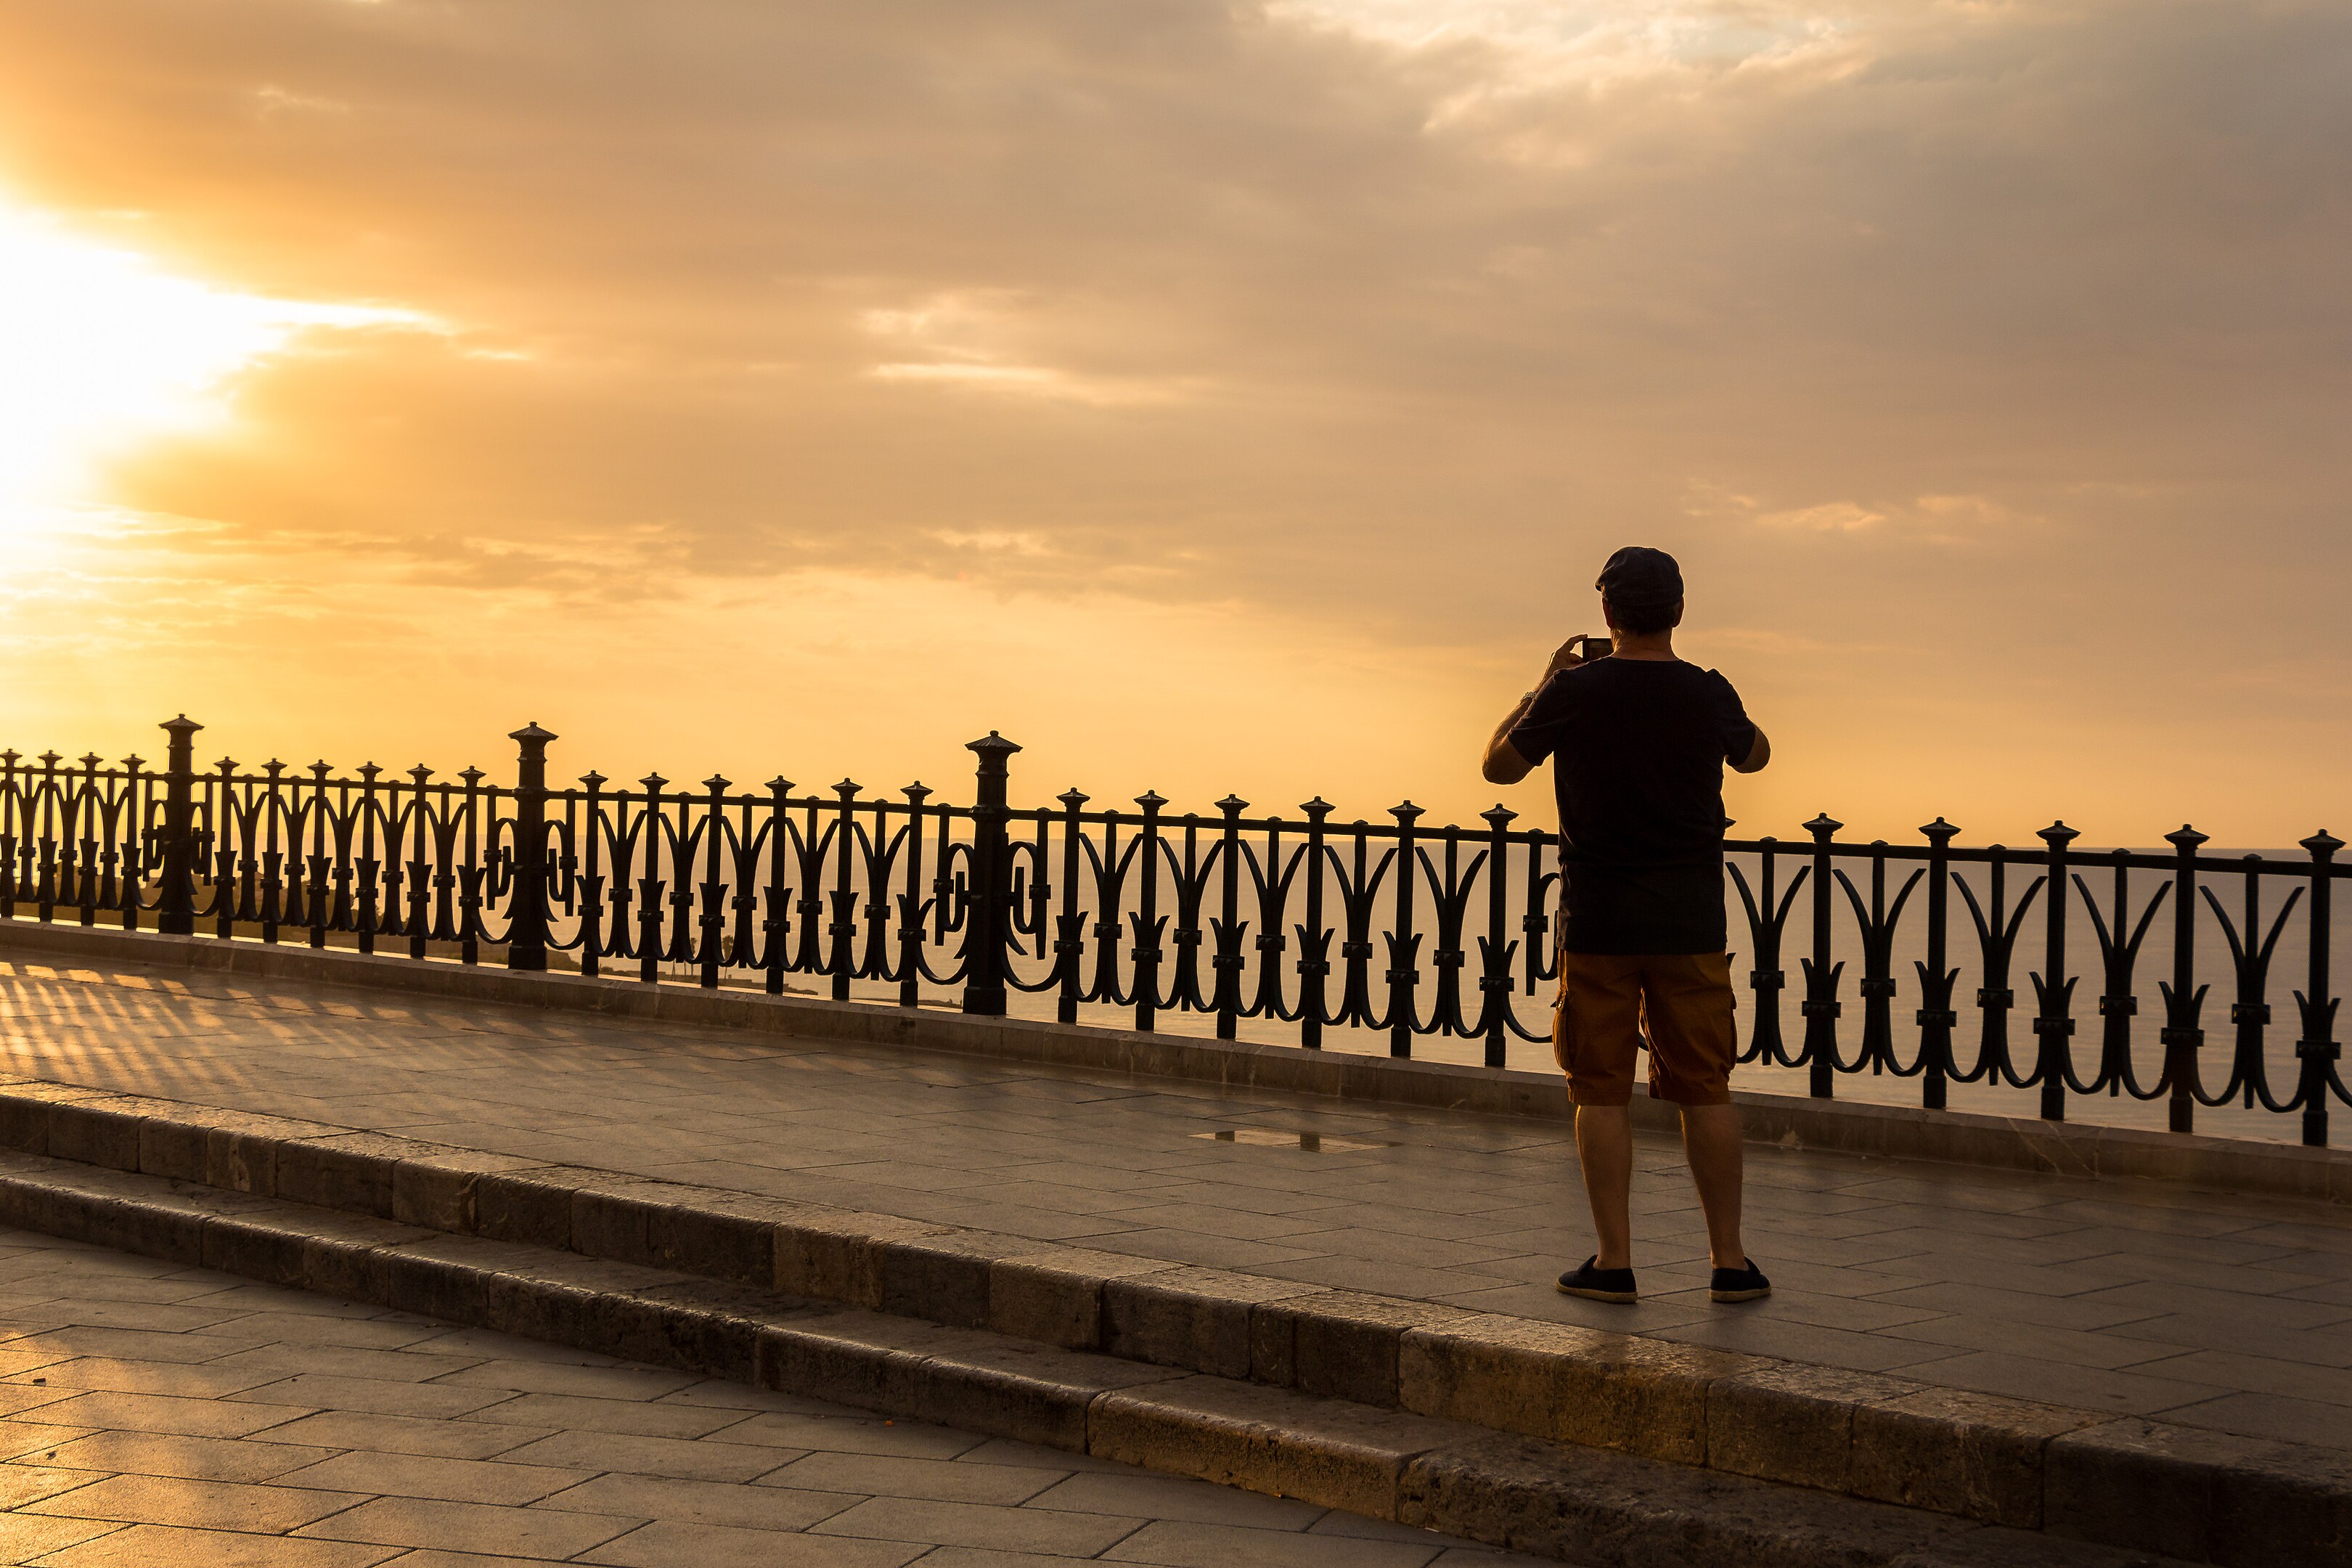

{"left": 1484, "top": 634, "right": 1596, "bottom": 785}
{"left": 1541, "top": 636, "right": 1595, "bottom": 682}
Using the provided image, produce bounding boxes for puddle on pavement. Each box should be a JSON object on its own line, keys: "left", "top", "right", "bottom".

{"left": 1193, "top": 1127, "right": 1392, "bottom": 1153}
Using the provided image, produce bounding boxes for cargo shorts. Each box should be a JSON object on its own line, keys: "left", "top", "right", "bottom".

{"left": 1551, "top": 951, "right": 1738, "bottom": 1106}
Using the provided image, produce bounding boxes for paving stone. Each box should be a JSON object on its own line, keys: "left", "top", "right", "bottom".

{"left": 37, "top": 1429, "right": 335, "bottom": 1483}
{"left": 208, "top": 1310, "right": 456, "bottom": 1351}
{"left": 0, "top": 1421, "right": 97, "bottom": 1462}
{"left": 0, "top": 1463, "right": 105, "bottom": 1509}
{"left": 0, "top": 1384, "right": 73, "bottom": 1421}
{"left": 205, "top": 1341, "right": 489, "bottom": 1385}
{"left": 533, "top": 1470, "right": 859, "bottom": 1530}
{"left": 488, "top": 1429, "right": 790, "bottom": 1484}
{"left": 0, "top": 1516, "right": 127, "bottom": 1561}
{"left": 221, "top": 1374, "right": 513, "bottom": 1420}
{"left": 22, "top": 1472, "right": 369, "bottom": 1531}
{"left": 426, "top": 1360, "right": 698, "bottom": 1400}
{"left": 454, "top": 1391, "right": 748, "bottom": 1440}
{"left": 1889, "top": 1350, "right": 2235, "bottom": 1418}
{"left": 953, "top": 1435, "right": 1135, "bottom": 1474}
{"left": 0, "top": 1326, "right": 256, "bottom": 1368}
{"left": 253, "top": 1410, "right": 552, "bottom": 1461}
{"left": 809, "top": 1495, "right": 1146, "bottom": 1554}
{"left": 290, "top": 1495, "right": 638, "bottom": 1558}
{"left": 1102, "top": 1517, "right": 1444, "bottom": 1567}
{"left": 715, "top": 1409, "right": 982, "bottom": 1458}
{"left": 11, "top": 1297, "right": 253, "bottom": 1335}
{"left": 912, "top": 1550, "right": 1139, "bottom": 1568}
{"left": 1025, "top": 1471, "right": 1326, "bottom": 1530}
{"left": 2153, "top": 1389, "right": 2352, "bottom": 1450}
{"left": 579, "top": 1517, "right": 926, "bottom": 1567}
{"left": 274, "top": 1450, "right": 595, "bottom": 1506}
{"left": 23, "top": 1523, "right": 399, "bottom": 1567}
{"left": 759, "top": 1449, "right": 1063, "bottom": 1505}
{"left": 25, "top": 1390, "right": 314, "bottom": 1441}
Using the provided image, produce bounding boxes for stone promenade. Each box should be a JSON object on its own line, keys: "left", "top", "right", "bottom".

{"left": 0, "top": 955, "right": 2345, "bottom": 1458}
{"left": 0, "top": 1222, "right": 1532, "bottom": 1566}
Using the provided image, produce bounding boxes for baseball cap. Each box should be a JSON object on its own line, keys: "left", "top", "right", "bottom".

{"left": 1595, "top": 545, "right": 1683, "bottom": 608}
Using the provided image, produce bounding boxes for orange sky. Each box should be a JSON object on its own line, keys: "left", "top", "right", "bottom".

{"left": 0, "top": 0, "right": 2345, "bottom": 846}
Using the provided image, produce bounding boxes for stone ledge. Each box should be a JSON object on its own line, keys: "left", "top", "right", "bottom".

{"left": 0, "top": 1146, "right": 2204, "bottom": 1568}
{"left": 0, "top": 1072, "right": 2336, "bottom": 1564}
{"left": 4, "top": 916, "right": 2345, "bottom": 1205}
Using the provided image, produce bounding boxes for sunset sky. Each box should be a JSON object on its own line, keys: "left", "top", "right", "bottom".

{"left": 0, "top": 0, "right": 2344, "bottom": 844}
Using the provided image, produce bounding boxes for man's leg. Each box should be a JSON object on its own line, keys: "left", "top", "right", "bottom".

{"left": 1556, "top": 953, "right": 1643, "bottom": 1273}
{"left": 1574, "top": 1105, "right": 1634, "bottom": 1270}
{"left": 1678, "top": 1103, "right": 1745, "bottom": 1269}
{"left": 1642, "top": 954, "right": 1750, "bottom": 1271}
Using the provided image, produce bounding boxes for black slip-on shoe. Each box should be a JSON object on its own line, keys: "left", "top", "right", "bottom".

{"left": 1557, "top": 1255, "right": 1638, "bottom": 1303}
{"left": 1710, "top": 1259, "right": 1772, "bottom": 1302}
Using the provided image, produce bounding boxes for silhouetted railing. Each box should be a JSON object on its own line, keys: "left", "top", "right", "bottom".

{"left": 2, "top": 717, "right": 2343, "bottom": 1145}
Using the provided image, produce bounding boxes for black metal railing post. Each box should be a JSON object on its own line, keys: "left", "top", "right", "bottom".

{"left": 1801, "top": 812, "right": 1844, "bottom": 1097}
{"left": 1297, "top": 796, "right": 1332, "bottom": 1050}
{"left": 505, "top": 724, "right": 555, "bottom": 971}
{"left": 961, "top": 732, "right": 1020, "bottom": 1016}
{"left": 1211, "top": 794, "right": 1247, "bottom": 1040}
{"left": 703, "top": 775, "right": 733, "bottom": 989}
{"left": 304, "top": 759, "right": 331, "bottom": 949}
{"left": 905, "top": 782, "right": 939, "bottom": 1009}
{"left": 75, "top": 753, "right": 101, "bottom": 926}
{"left": 355, "top": 763, "right": 381, "bottom": 955}
{"left": 581, "top": 772, "right": 610, "bottom": 979}
{"left": 1133, "top": 791, "right": 1167, "bottom": 1032}
{"left": 33, "top": 751, "right": 60, "bottom": 922}
{"left": 155, "top": 715, "right": 202, "bottom": 935}
{"left": 2033, "top": 820, "right": 2080, "bottom": 1121}
{"left": 2161, "top": 825, "right": 2210, "bottom": 1134}
{"left": 1387, "top": 800, "right": 1424, "bottom": 1058}
{"left": 1052, "top": 789, "right": 1085, "bottom": 1024}
{"left": 404, "top": 765, "right": 433, "bottom": 960}
{"left": 0, "top": 749, "right": 17, "bottom": 921}
{"left": 829, "top": 778, "right": 859, "bottom": 1001}
{"left": 637, "top": 773, "right": 667, "bottom": 984}
{"left": 760, "top": 775, "right": 789, "bottom": 995}
{"left": 1479, "top": 804, "right": 1517, "bottom": 1069}
{"left": 2296, "top": 830, "right": 2340, "bottom": 1148}
{"left": 116, "top": 753, "right": 144, "bottom": 931}
{"left": 1917, "top": 818, "right": 1960, "bottom": 1111}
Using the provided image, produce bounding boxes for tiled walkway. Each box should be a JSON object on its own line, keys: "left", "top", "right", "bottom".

{"left": 1, "top": 955, "right": 2348, "bottom": 1455}
{"left": 0, "top": 1225, "right": 1530, "bottom": 1567}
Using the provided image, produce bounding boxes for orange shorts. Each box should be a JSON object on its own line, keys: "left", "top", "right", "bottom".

{"left": 1551, "top": 951, "right": 1738, "bottom": 1106}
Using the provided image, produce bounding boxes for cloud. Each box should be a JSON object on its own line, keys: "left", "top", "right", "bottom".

{"left": 1759, "top": 501, "right": 1885, "bottom": 533}
{"left": 1716, "top": 492, "right": 2038, "bottom": 538}
{"left": 0, "top": 0, "right": 2348, "bottom": 834}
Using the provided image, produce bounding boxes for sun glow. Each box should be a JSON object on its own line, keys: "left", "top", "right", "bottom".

{"left": 0, "top": 198, "right": 415, "bottom": 531}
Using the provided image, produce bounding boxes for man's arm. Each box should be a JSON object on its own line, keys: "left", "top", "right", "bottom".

{"left": 1482, "top": 697, "right": 1538, "bottom": 785}
{"left": 1731, "top": 725, "right": 1771, "bottom": 774}
{"left": 1482, "top": 637, "right": 1589, "bottom": 785}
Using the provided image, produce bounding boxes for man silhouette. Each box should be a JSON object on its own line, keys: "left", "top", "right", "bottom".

{"left": 1481, "top": 546, "right": 1773, "bottom": 1304}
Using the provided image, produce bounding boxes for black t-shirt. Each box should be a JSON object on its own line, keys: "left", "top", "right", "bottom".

{"left": 1506, "top": 658, "right": 1757, "bottom": 955}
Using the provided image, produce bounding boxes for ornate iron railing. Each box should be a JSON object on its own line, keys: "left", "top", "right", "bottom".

{"left": 1, "top": 716, "right": 2344, "bottom": 1145}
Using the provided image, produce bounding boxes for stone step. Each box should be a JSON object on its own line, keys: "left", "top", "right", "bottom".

{"left": 0, "top": 1146, "right": 2200, "bottom": 1568}
{"left": 0, "top": 1073, "right": 2343, "bottom": 1566}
